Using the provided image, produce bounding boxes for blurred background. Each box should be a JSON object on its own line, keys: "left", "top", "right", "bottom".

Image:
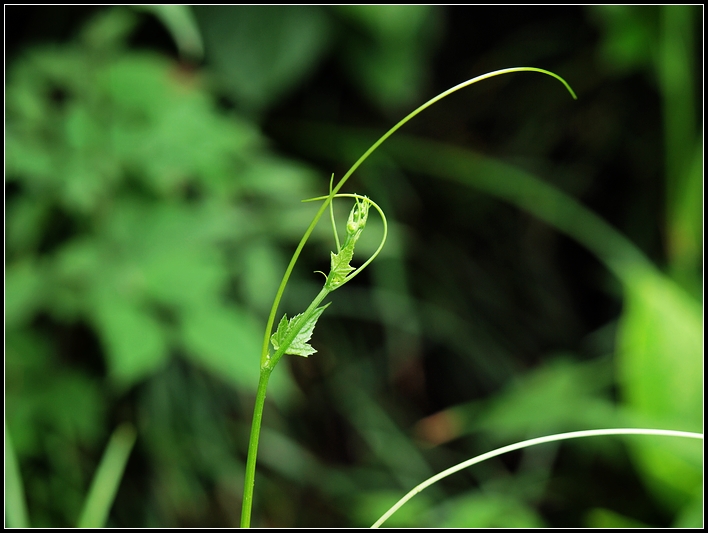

{"left": 5, "top": 5, "right": 702, "bottom": 527}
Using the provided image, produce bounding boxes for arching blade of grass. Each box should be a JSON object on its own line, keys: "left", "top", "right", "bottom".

{"left": 77, "top": 423, "right": 137, "bottom": 528}
{"left": 372, "top": 429, "right": 703, "bottom": 528}
{"left": 5, "top": 424, "right": 30, "bottom": 528}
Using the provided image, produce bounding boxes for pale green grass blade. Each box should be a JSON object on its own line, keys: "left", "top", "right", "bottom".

{"left": 5, "top": 424, "right": 30, "bottom": 528}
{"left": 616, "top": 267, "right": 703, "bottom": 504}
{"left": 372, "top": 429, "right": 702, "bottom": 528}
{"left": 77, "top": 423, "right": 137, "bottom": 528}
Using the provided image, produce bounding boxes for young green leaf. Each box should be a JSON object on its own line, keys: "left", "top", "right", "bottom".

{"left": 270, "top": 303, "right": 331, "bottom": 357}
{"left": 270, "top": 313, "right": 291, "bottom": 354}
{"left": 325, "top": 197, "right": 370, "bottom": 290}
{"left": 287, "top": 304, "right": 330, "bottom": 357}
{"left": 327, "top": 247, "right": 355, "bottom": 289}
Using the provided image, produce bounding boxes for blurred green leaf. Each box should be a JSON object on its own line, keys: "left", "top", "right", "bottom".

{"left": 585, "top": 507, "right": 650, "bottom": 528}
{"left": 133, "top": 5, "right": 204, "bottom": 60}
{"left": 5, "top": 260, "right": 45, "bottom": 330}
{"left": 5, "top": 197, "right": 50, "bottom": 257}
{"left": 432, "top": 357, "right": 617, "bottom": 445}
{"left": 589, "top": 6, "right": 657, "bottom": 73}
{"left": 672, "top": 487, "right": 704, "bottom": 527}
{"left": 615, "top": 266, "right": 702, "bottom": 505}
{"left": 436, "top": 492, "right": 545, "bottom": 528}
{"left": 93, "top": 292, "right": 169, "bottom": 387}
{"left": 665, "top": 137, "right": 702, "bottom": 290}
{"left": 240, "top": 241, "right": 285, "bottom": 313}
{"left": 656, "top": 6, "right": 700, "bottom": 286}
{"left": 6, "top": 329, "right": 107, "bottom": 526}
{"left": 195, "top": 6, "right": 330, "bottom": 114}
{"left": 80, "top": 7, "right": 139, "bottom": 50}
{"left": 335, "top": 5, "right": 440, "bottom": 112}
{"left": 181, "top": 304, "right": 262, "bottom": 391}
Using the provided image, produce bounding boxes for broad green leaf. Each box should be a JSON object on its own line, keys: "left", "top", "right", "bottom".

{"left": 241, "top": 242, "right": 286, "bottom": 313}
{"left": 181, "top": 304, "right": 262, "bottom": 390}
{"left": 615, "top": 265, "right": 702, "bottom": 505}
{"left": 180, "top": 303, "right": 294, "bottom": 400}
{"left": 92, "top": 292, "right": 169, "bottom": 387}
{"left": 194, "top": 6, "right": 330, "bottom": 113}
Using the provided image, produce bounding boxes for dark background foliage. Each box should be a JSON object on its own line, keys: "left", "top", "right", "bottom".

{"left": 5, "top": 5, "right": 702, "bottom": 528}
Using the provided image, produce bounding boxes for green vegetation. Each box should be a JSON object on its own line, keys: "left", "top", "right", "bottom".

{"left": 5, "top": 6, "right": 702, "bottom": 528}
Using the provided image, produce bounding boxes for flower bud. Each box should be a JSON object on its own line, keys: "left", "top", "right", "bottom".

{"left": 346, "top": 196, "right": 369, "bottom": 237}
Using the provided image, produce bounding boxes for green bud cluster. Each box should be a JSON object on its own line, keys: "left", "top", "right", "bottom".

{"left": 345, "top": 196, "right": 369, "bottom": 239}
{"left": 325, "top": 196, "right": 370, "bottom": 291}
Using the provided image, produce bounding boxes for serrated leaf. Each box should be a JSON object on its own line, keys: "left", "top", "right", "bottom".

{"left": 270, "top": 313, "right": 290, "bottom": 353}
{"left": 327, "top": 247, "right": 355, "bottom": 288}
{"left": 271, "top": 303, "right": 330, "bottom": 357}
{"left": 288, "top": 304, "right": 329, "bottom": 357}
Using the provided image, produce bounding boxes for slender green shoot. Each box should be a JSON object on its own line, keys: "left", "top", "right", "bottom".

{"left": 77, "top": 423, "right": 137, "bottom": 528}
{"left": 257, "top": 67, "right": 576, "bottom": 372}
{"left": 371, "top": 428, "right": 703, "bottom": 528}
{"left": 328, "top": 174, "right": 342, "bottom": 253}
{"left": 241, "top": 67, "right": 576, "bottom": 528}
{"left": 5, "top": 424, "right": 30, "bottom": 528}
{"left": 241, "top": 195, "right": 386, "bottom": 527}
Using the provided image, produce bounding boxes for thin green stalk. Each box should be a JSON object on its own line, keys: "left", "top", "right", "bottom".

{"left": 258, "top": 67, "right": 575, "bottom": 372}
{"left": 240, "top": 367, "right": 273, "bottom": 528}
{"left": 241, "top": 284, "right": 331, "bottom": 527}
{"left": 242, "top": 194, "right": 385, "bottom": 527}
{"left": 5, "top": 424, "right": 30, "bottom": 528}
{"left": 371, "top": 428, "right": 703, "bottom": 528}
{"left": 240, "top": 68, "right": 576, "bottom": 527}
{"left": 77, "top": 423, "right": 136, "bottom": 528}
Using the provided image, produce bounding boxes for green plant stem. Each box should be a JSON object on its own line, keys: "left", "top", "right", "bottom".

{"left": 242, "top": 195, "right": 385, "bottom": 527}
{"left": 266, "top": 286, "right": 331, "bottom": 371}
{"left": 258, "top": 67, "right": 575, "bottom": 371}
{"left": 371, "top": 428, "right": 703, "bottom": 528}
{"left": 241, "top": 68, "right": 576, "bottom": 528}
{"left": 242, "top": 286, "right": 332, "bottom": 528}
{"left": 240, "top": 366, "right": 273, "bottom": 528}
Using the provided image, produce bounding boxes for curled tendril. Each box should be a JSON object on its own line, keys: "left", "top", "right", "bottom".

{"left": 303, "top": 193, "right": 388, "bottom": 291}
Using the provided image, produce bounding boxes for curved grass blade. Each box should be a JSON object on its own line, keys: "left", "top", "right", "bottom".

{"left": 77, "top": 423, "right": 137, "bottom": 528}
